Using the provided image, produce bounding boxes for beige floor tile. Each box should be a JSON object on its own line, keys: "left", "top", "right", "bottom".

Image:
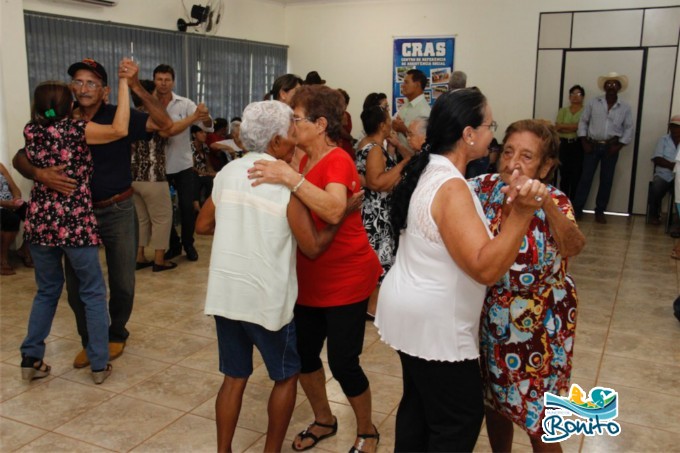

{"left": 598, "top": 354, "right": 680, "bottom": 396}
{"left": 2, "top": 217, "right": 678, "bottom": 451}
{"left": 0, "top": 362, "right": 56, "bottom": 403}
{"left": 609, "top": 308, "right": 680, "bottom": 341}
{"left": 605, "top": 330, "right": 680, "bottom": 362}
{"left": 59, "top": 351, "right": 171, "bottom": 393}
{"left": 325, "top": 370, "right": 402, "bottom": 415}
{"left": 122, "top": 364, "right": 222, "bottom": 411}
{"left": 572, "top": 324, "right": 608, "bottom": 354}
{"left": 360, "top": 341, "right": 402, "bottom": 377}
{"left": 570, "top": 349, "right": 602, "bottom": 381}
{"left": 131, "top": 413, "right": 221, "bottom": 453}
{"left": 597, "top": 381, "right": 680, "bottom": 434}
{"left": 129, "top": 299, "right": 203, "bottom": 329}
{"left": 123, "top": 325, "right": 214, "bottom": 364}
{"left": 176, "top": 341, "right": 221, "bottom": 375}
{"left": 54, "top": 394, "right": 183, "bottom": 451}
{"left": 0, "top": 416, "right": 46, "bottom": 451}
{"left": 0, "top": 378, "right": 114, "bottom": 430}
{"left": 15, "top": 432, "right": 113, "bottom": 452}
{"left": 167, "top": 312, "right": 217, "bottom": 339}
{"left": 580, "top": 420, "right": 680, "bottom": 452}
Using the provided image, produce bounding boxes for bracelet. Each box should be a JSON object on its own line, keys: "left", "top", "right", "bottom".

{"left": 291, "top": 175, "right": 305, "bottom": 193}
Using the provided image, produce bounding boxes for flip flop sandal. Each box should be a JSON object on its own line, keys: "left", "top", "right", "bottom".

{"left": 292, "top": 416, "right": 338, "bottom": 452}
{"left": 349, "top": 425, "right": 380, "bottom": 453}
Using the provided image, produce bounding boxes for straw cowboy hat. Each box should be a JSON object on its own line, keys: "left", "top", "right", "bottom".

{"left": 597, "top": 72, "right": 628, "bottom": 93}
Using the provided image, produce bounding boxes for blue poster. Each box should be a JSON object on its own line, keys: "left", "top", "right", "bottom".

{"left": 392, "top": 36, "right": 455, "bottom": 114}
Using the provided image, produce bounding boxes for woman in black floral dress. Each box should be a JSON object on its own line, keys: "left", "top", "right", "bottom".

{"left": 355, "top": 105, "right": 414, "bottom": 317}
{"left": 20, "top": 67, "right": 130, "bottom": 385}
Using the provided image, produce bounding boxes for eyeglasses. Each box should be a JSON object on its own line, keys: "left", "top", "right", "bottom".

{"left": 480, "top": 120, "right": 498, "bottom": 132}
{"left": 292, "top": 116, "right": 314, "bottom": 124}
{"left": 569, "top": 92, "right": 584, "bottom": 97}
{"left": 71, "top": 80, "right": 102, "bottom": 90}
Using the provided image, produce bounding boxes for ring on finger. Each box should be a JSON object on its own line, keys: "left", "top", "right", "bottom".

{"left": 534, "top": 195, "right": 542, "bottom": 202}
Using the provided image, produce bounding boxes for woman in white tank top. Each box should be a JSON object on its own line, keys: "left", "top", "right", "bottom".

{"left": 376, "top": 88, "right": 549, "bottom": 452}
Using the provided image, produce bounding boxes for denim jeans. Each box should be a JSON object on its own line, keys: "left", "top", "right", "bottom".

{"left": 573, "top": 143, "right": 620, "bottom": 214}
{"left": 167, "top": 167, "right": 196, "bottom": 251}
{"left": 22, "top": 244, "right": 109, "bottom": 370}
{"left": 66, "top": 197, "right": 136, "bottom": 346}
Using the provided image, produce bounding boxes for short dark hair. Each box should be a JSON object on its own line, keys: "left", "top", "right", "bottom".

{"left": 153, "top": 64, "right": 175, "bottom": 80}
{"left": 362, "top": 92, "right": 387, "bottom": 111}
{"left": 131, "top": 79, "right": 155, "bottom": 108}
{"left": 407, "top": 69, "right": 428, "bottom": 90}
{"left": 31, "top": 81, "right": 73, "bottom": 126}
{"left": 190, "top": 125, "right": 203, "bottom": 135}
{"left": 271, "top": 74, "right": 303, "bottom": 101}
{"left": 502, "top": 119, "right": 560, "bottom": 183}
{"left": 337, "top": 88, "right": 350, "bottom": 105}
{"left": 569, "top": 84, "right": 585, "bottom": 97}
{"left": 290, "top": 85, "right": 345, "bottom": 143}
{"left": 361, "top": 105, "right": 389, "bottom": 136}
{"left": 213, "top": 118, "right": 229, "bottom": 132}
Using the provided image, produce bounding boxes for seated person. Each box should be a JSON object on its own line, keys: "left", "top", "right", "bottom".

{"left": 206, "top": 117, "right": 229, "bottom": 171}
{"left": 211, "top": 119, "right": 246, "bottom": 160}
{"left": 0, "top": 162, "right": 31, "bottom": 275}
{"left": 648, "top": 115, "right": 680, "bottom": 225}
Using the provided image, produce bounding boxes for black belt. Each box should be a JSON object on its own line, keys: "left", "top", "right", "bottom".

{"left": 560, "top": 138, "right": 579, "bottom": 143}
{"left": 587, "top": 137, "right": 618, "bottom": 145}
{"left": 93, "top": 187, "right": 134, "bottom": 209}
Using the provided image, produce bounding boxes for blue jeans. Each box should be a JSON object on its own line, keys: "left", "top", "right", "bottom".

{"left": 21, "top": 244, "right": 109, "bottom": 370}
{"left": 167, "top": 168, "right": 196, "bottom": 251}
{"left": 66, "top": 197, "right": 136, "bottom": 346}
{"left": 573, "top": 143, "right": 620, "bottom": 214}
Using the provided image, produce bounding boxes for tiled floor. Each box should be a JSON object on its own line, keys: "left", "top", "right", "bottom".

{"left": 1, "top": 214, "right": 679, "bottom": 452}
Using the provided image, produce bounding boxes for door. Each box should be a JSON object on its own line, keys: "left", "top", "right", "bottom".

{"left": 562, "top": 49, "right": 644, "bottom": 214}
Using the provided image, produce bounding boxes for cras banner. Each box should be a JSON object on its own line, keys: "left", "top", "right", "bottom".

{"left": 392, "top": 36, "right": 455, "bottom": 114}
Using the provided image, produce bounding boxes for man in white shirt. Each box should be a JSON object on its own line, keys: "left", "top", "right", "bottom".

{"left": 153, "top": 64, "right": 213, "bottom": 261}
{"left": 393, "top": 69, "right": 431, "bottom": 153}
{"left": 574, "top": 72, "right": 634, "bottom": 224}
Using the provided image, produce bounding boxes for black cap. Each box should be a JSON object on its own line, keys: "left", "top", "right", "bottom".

{"left": 68, "top": 58, "right": 108, "bottom": 86}
{"left": 304, "top": 71, "right": 326, "bottom": 85}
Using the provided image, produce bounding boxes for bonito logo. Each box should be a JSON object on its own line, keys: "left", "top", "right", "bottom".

{"left": 542, "top": 384, "right": 621, "bottom": 443}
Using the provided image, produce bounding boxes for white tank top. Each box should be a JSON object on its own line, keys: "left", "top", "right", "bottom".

{"left": 375, "top": 154, "right": 491, "bottom": 362}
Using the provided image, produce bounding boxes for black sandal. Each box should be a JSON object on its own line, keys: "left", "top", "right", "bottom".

{"left": 21, "top": 355, "right": 51, "bottom": 381}
{"left": 292, "top": 416, "right": 338, "bottom": 452}
{"left": 349, "top": 425, "right": 380, "bottom": 453}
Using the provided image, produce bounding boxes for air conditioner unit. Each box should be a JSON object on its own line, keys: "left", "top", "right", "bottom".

{"left": 72, "top": 0, "right": 118, "bottom": 6}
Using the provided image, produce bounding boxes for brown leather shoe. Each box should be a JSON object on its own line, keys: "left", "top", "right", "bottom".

{"left": 73, "top": 342, "right": 125, "bottom": 369}
{"left": 73, "top": 349, "right": 90, "bottom": 369}
{"left": 109, "top": 342, "right": 125, "bottom": 360}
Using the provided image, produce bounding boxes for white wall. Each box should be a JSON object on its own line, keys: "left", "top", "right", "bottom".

{"left": 283, "top": 0, "right": 680, "bottom": 140}
{"left": 3, "top": 0, "right": 680, "bottom": 168}
{"left": 0, "top": 0, "right": 286, "bottom": 168}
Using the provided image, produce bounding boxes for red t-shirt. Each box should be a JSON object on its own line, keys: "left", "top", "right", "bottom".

{"left": 296, "top": 148, "right": 382, "bottom": 307}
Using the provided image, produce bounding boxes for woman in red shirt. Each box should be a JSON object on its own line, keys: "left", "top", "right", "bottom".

{"left": 249, "top": 85, "right": 382, "bottom": 453}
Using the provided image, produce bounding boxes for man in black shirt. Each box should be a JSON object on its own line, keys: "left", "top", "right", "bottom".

{"left": 14, "top": 58, "right": 172, "bottom": 368}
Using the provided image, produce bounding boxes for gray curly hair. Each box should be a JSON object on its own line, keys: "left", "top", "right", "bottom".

{"left": 240, "top": 101, "right": 293, "bottom": 154}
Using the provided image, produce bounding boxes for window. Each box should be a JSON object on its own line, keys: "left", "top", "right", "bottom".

{"left": 24, "top": 12, "right": 288, "bottom": 120}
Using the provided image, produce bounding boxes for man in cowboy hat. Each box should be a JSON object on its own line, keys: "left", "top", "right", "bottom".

{"left": 574, "top": 72, "right": 635, "bottom": 223}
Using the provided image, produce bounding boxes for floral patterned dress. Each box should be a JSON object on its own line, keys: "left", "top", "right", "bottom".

{"left": 355, "top": 142, "right": 398, "bottom": 280}
{"left": 468, "top": 173, "right": 578, "bottom": 436}
{"left": 23, "top": 119, "right": 100, "bottom": 247}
